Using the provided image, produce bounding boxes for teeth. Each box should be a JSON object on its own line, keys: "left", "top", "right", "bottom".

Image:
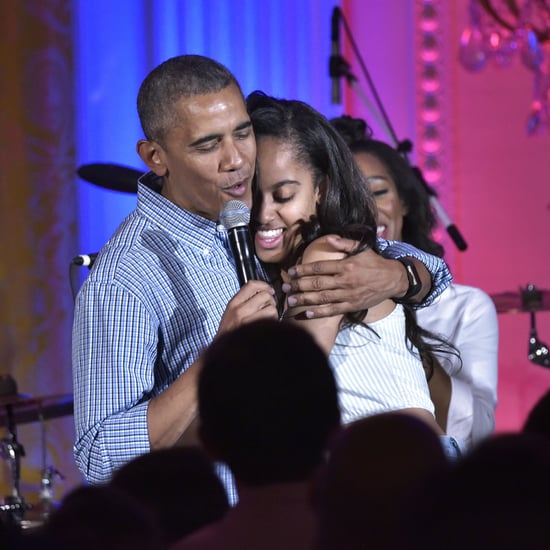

{"left": 376, "top": 225, "right": 386, "bottom": 237}
{"left": 257, "top": 228, "right": 283, "bottom": 238}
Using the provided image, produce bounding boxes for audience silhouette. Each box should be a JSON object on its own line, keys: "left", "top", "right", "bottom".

{"left": 313, "top": 411, "right": 451, "bottom": 549}
{"left": 110, "top": 446, "right": 229, "bottom": 547}
{"left": 20, "top": 484, "right": 160, "bottom": 550}
{"left": 522, "top": 389, "right": 550, "bottom": 438}
{"left": 172, "top": 318, "right": 341, "bottom": 549}
{"left": 410, "top": 432, "right": 550, "bottom": 549}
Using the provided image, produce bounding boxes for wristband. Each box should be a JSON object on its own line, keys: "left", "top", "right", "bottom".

{"left": 395, "top": 258, "right": 422, "bottom": 302}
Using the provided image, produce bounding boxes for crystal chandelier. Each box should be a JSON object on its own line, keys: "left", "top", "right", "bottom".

{"left": 459, "top": 0, "right": 550, "bottom": 135}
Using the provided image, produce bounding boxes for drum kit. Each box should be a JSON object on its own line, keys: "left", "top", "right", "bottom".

{"left": 0, "top": 375, "right": 73, "bottom": 530}
{"left": 491, "top": 284, "right": 550, "bottom": 368}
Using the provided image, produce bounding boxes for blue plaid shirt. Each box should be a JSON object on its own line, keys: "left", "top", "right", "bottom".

{"left": 72, "top": 177, "right": 451, "bottom": 496}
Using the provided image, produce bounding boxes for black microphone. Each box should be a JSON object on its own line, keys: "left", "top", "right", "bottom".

{"left": 330, "top": 7, "right": 342, "bottom": 104}
{"left": 71, "top": 253, "right": 98, "bottom": 268}
{"left": 219, "top": 200, "right": 258, "bottom": 287}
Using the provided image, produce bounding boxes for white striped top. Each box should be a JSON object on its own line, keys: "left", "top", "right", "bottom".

{"left": 329, "top": 304, "right": 434, "bottom": 425}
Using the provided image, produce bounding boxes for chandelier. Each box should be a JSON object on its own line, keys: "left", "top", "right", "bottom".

{"left": 459, "top": 0, "right": 550, "bottom": 135}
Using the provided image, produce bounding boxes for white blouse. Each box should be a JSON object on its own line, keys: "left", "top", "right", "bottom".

{"left": 329, "top": 303, "right": 435, "bottom": 425}
{"left": 416, "top": 283, "right": 499, "bottom": 449}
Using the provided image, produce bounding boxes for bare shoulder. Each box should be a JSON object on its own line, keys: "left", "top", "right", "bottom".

{"left": 301, "top": 236, "right": 347, "bottom": 263}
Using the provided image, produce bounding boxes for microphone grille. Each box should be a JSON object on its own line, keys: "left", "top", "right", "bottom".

{"left": 219, "top": 200, "right": 251, "bottom": 230}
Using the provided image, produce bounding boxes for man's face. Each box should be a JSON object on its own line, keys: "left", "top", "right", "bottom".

{"left": 151, "top": 83, "right": 256, "bottom": 221}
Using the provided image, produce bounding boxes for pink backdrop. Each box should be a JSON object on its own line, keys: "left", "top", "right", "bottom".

{"left": 342, "top": 0, "right": 550, "bottom": 432}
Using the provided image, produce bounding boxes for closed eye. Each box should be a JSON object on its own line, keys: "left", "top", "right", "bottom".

{"left": 274, "top": 194, "right": 294, "bottom": 204}
{"left": 196, "top": 140, "right": 220, "bottom": 152}
{"left": 235, "top": 128, "right": 252, "bottom": 140}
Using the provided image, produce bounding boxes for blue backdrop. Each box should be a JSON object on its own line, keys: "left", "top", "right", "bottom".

{"left": 74, "top": 0, "right": 342, "bottom": 254}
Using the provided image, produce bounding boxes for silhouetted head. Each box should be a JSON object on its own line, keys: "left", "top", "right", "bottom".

{"left": 110, "top": 446, "right": 229, "bottom": 545}
{"left": 523, "top": 389, "right": 550, "bottom": 438}
{"left": 32, "top": 485, "right": 159, "bottom": 550}
{"left": 314, "top": 412, "right": 449, "bottom": 549}
{"left": 413, "top": 432, "right": 550, "bottom": 549}
{"left": 198, "top": 319, "right": 341, "bottom": 486}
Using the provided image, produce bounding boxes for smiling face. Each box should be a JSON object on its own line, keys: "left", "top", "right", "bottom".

{"left": 254, "top": 137, "right": 320, "bottom": 265}
{"left": 137, "top": 83, "right": 256, "bottom": 221}
{"left": 353, "top": 151, "right": 408, "bottom": 241}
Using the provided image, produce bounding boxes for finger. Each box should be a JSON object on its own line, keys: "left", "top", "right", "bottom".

{"left": 236, "top": 287, "right": 278, "bottom": 316}
{"left": 242, "top": 280, "right": 275, "bottom": 295}
{"left": 219, "top": 290, "right": 278, "bottom": 335}
{"left": 292, "top": 303, "right": 351, "bottom": 320}
{"left": 248, "top": 304, "right": 279, "bottom": 322}
{"left": 286, "top": 289, "right": 343, "bottom": 308}
{"left": 232, "top": 281, "right": 275, "bottom": 305}
{"left": 247, "top": 290, "right": 278, "bottom": 310}
{"left": 287, "top": 261, "right": 341, "bottom": 280}
{"left": 282, "top": 275, "right": 341, "bottom": 294}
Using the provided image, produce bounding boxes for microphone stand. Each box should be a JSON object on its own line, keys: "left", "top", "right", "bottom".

{"left": 331, "top": 7, "right": 468, "bottom": 252}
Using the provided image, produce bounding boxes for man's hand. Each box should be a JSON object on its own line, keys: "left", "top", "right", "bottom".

{"left": 283, "top": 235, "right": 429, "bottom": 319}
{"left": 148, "top": 280, "right": 278, "bottom": 451}
{"left": 216, "top": 280, "right": 279, "bottom": 337}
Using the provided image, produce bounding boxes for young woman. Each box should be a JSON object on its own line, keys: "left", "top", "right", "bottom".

{"left": 247, "top": 92, "right": 459, "bottom": 441}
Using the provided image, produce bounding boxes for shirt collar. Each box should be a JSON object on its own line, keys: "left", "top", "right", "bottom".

{"left": 136, "top": 172, "right": 225, "bottom": 250}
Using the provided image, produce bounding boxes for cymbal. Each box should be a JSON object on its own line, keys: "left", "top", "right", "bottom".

{"left": 77, "top": 163, "right": 142, "bottom": 193}
{"left": 491, "top": 286, "right": 550, "bottom": 314}
{"left": 0, "top": 394, "right": 73, "bottom": 428}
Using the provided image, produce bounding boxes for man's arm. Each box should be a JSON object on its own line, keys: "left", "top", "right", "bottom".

{"left": 283, "top": 235, "right": 451, "bottom": 319}
{"left": 378, "top": 238, "right": 450, "bottom": 305}
{"left": 73, "top": 280, "right": 277, "bottom": 483}
{"left": 147, "top": 280, "right": 278, "bottom": 450}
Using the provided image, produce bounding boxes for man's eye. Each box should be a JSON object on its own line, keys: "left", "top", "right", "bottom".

{"left": 235, "top": 129, "right": 251, "bottom": 140}
{"left": 197, "top": 142, "right": 218, "bottom": 152}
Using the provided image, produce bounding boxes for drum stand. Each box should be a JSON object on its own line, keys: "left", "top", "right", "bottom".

{"left": 524, "top": 285, "right": 550, "bottom": 368}
{"left": 0, "top": 402, "right": 65, "bottom": 529}
{"left": 0, "top": 404, "right": 30, "bottom": 527}
{"left": 35, "top": 411, "right": 63, "bottom": 523}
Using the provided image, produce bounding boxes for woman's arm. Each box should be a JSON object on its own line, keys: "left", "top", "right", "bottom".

{"left": 283, "top": 238, "right": 346, "bottom": 355}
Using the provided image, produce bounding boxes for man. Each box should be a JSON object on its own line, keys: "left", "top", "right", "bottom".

{"left": 72, "top": 55, "right": 451, "bottom": 487}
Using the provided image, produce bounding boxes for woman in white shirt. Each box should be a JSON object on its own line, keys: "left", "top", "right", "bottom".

{"left": 331, "top": 115, "right": 498, "bottom": 449}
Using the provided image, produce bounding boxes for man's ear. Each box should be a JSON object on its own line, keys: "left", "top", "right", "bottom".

{"left": 136, "top": 139, "right": 168, "bottom": 177}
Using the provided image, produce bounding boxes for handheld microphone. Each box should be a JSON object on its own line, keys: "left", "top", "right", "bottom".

{"left": 71, "top": 253, "right": 98, "bottom": 267}
{"left": 330, "top": 7, "right": 342, "bottom": 104}
{"left": 219, "top": 200, "right": 258, "bottom": 287}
